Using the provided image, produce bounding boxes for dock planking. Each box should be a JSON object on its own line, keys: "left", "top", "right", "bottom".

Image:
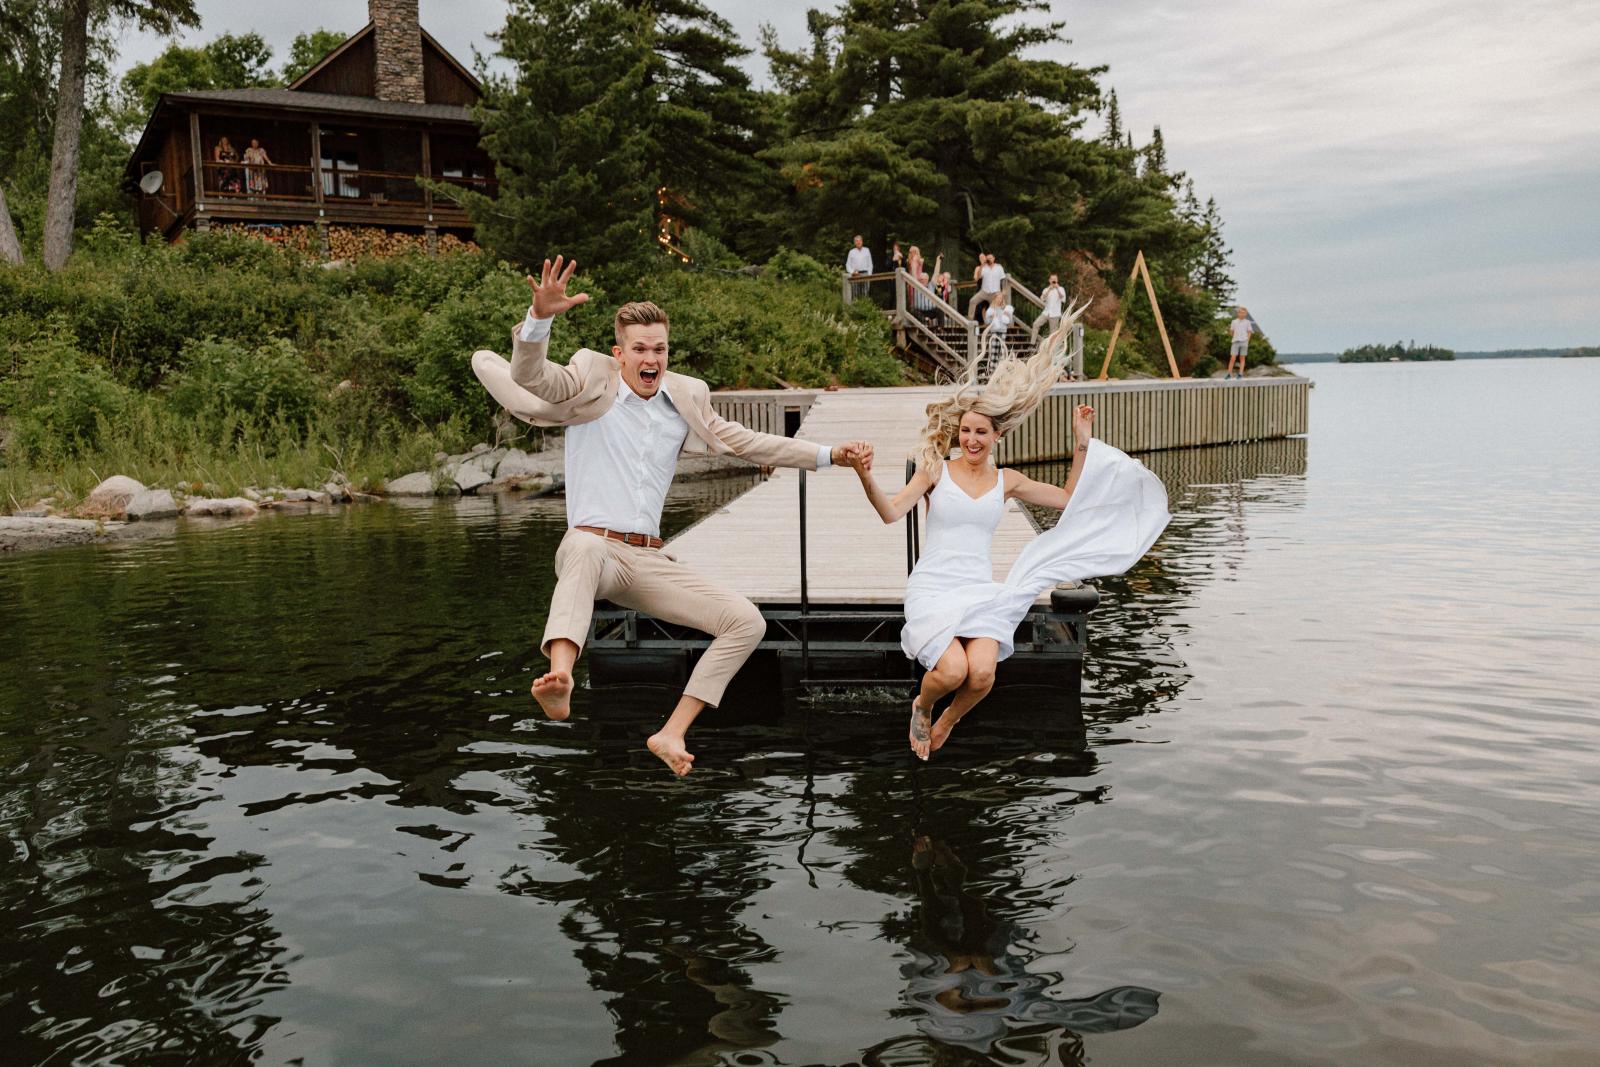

{"left": 669, "top": 387, "right": 1045, "bottom": 605}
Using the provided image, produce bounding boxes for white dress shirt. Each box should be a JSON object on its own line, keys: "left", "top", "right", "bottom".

{"left": 519, "top": 313, "right": 832, "bottom": 537}
{"left": 845, "top": 246, "right": 874, "bottom": 274}
{"left": 1042, "top": 285, "right": 1065, "bottom": 318}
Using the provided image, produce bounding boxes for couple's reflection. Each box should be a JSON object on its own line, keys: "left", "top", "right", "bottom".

{"left": 890, "top": 834, "right": 1158, "bottom": 1060}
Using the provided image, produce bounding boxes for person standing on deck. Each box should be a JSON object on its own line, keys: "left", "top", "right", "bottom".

{"left": 846, "top": 235, "right": 874, "bottom": 299}
{"left": 471, "top": 257, "right": 871, "bottom": 775}
{"left": 1226, "top": 306, "right": 1254, "bottom": 379}
{"left": 1042, "top": 275, "right": 1066, "bottom": 337}
{"left": 968, "top": 254, "right": 1007, "bottom": 320}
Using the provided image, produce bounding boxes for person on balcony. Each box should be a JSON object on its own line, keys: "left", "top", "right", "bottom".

{"left": 213, "top": 137, "right": 241, "bottom": 194}
{"left": 845, "top": 235, "right": 873, "bottom": 299}
{"left": 242, "top": 138, "right": 272, "bottom": 197}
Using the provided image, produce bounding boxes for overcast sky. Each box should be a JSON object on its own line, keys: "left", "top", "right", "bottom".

{"left": 116, "top": 0, "right": 1600, "bottom": 352}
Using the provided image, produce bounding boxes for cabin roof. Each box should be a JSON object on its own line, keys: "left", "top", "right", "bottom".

{"left": 286, "top": 23, "right": 482, "bottom": 98}
{"left": 159, "top": 88, "right": 474, "bottom": 123}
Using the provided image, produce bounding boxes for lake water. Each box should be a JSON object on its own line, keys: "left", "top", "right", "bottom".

{"left": 3, "top": 359, "right": 1598, "bottom": 1065}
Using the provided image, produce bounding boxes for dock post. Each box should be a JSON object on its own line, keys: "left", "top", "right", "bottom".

{"left": 799, "top": 469, "right": 810, "bottom": 682}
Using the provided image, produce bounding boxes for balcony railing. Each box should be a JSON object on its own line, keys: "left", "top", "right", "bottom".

{"left": 197, "top": 161, "right": 496, "bottom": 209}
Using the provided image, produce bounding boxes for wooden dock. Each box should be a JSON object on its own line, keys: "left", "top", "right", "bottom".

{"left": 588, "top": 376, "right": 1307, "bottom": 699}
{"left": 681, "top": 376, "right": 1309, "bottom": 606}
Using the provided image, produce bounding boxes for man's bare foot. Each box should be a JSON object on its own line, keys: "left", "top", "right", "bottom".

{"left": 929, "top": 711, "right": 961, "bottom": 752}
{"left": 909, "top": 699, "right": 933, "bottom": 760}
{"left": 647, "top": 732, "right": 696, "bottom": 776}
{"left": 531, "top": 670, "right": 573, "bottom": 721}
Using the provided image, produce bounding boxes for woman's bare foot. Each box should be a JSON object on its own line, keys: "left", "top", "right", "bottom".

{"left": 647, "top": 731, "right": 695, "bottom": 776}
{"left": 909, "top": 699, "right": 933, "bottom": 760}
{"left": 531, "top": 670, "right": 573, "bottom": 720}
{"left": 929, "top": 711, "right": 962, "bottom": 752}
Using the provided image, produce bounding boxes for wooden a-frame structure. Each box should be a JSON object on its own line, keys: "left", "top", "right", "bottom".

{"left": 1098, "top": 250, "right": 1182, "bottom": 380}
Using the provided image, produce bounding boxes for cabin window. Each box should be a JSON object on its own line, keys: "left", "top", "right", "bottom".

{"left": 322, "top": 149, "right": 361, "bottom": 198}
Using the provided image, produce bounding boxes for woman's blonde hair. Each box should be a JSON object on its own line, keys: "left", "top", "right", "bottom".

{"left": 916, "top": 326, "right": 1072, "bottom": 477}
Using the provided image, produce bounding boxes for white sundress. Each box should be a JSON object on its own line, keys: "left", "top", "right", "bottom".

{"left": 900, "top": 440, "right": 1172, "bottom": 669}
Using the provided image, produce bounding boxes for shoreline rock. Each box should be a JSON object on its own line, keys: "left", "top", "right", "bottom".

{"left": 126, "top": 488, "right": 179, "bottom": 521}
{"left": 1, "top": 516, "right": 125, "bottom": 552}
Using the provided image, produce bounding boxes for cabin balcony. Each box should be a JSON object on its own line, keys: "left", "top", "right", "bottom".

{"left": 134, "top": 110, "right": 495, "bottom": 243}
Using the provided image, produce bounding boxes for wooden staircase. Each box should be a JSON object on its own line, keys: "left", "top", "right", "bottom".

{"left": 844, "top": 268, "right": 1078, "bottom": 382}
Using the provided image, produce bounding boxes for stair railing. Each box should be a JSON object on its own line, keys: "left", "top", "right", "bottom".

{"left": 894, "top": 268, "right": 978, "bottom": 378}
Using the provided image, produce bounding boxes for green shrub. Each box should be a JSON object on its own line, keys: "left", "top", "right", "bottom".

{"left": 0, "top": 314, "right": 132, "bottom": 460}
{"left": 764, "top": 247, "right": 836, "bottom": 288}
{"left": 165, "top": 336, "right": 320, "bottom": 430}
{"left": 402, "top": 268, "right": 539, "bottom": 427}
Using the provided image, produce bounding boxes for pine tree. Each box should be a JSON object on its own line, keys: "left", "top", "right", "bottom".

{"left": 1103, "top": 89, "right": 1123, "bottom": 146}
{"left": 1196, "top": 196, "right": 1236, "bottom": 304}
{"left": 476, "top": 1, "right": 660, "bottom": 277}
{"left": 476, "top": 0, "right": 766, "bottom": 274}
{"left": 760, "top": 0, "right": 1102, "bottom": 281}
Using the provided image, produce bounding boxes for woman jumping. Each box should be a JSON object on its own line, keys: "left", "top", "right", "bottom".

{"left": 845, "top": 331, "right": 1170, "bottom": 759}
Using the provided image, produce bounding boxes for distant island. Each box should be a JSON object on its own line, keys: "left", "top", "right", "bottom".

{"left": 1338, "top": 342, "right": 1454, "bottom": 363}
{"left": 1283, "top": 346, "right": 1597, "bottom": 363}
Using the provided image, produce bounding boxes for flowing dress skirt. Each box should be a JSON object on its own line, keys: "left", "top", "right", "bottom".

{"left": 901, "top": 439, "right": 1170, "bottom": 668}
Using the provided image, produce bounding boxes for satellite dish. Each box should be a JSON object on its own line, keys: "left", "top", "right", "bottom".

{"left": 138, "top": 170, "right": 164, "bottom": 195}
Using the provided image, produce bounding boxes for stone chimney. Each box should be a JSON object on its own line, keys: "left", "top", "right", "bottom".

{"left": 370, "top": 0, "right": 425, "bottom": 103}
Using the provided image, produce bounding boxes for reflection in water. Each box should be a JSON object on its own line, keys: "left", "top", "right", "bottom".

{"left": 893, "top": 836, "right": 1158, "bottom": 1059}
{"left": 12, "top": 359, "right": 1600, "bottom": 1067}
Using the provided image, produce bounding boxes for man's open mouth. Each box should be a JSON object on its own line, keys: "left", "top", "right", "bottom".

{"left": 639, "top": 369, "right": 660, "bottom": 386}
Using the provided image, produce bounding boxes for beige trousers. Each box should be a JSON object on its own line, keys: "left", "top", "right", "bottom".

{"left": 542, "top": 528, "right": 767, "bottom": 707}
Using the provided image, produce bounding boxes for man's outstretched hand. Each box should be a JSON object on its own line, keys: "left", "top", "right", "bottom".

{"left": 834, "top": 440, "right": 874, "bottom": 471}
{"left": 527, "top": 255, "right": 590, "bottom": 319}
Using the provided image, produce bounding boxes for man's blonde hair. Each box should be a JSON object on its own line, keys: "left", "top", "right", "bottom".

{"left": 614, "top": 301, "right": 669, "bottom": 345}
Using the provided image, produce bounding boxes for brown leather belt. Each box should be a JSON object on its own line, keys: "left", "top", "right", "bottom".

{"left": 575, "top": 525, "right": 663, "bottom": 549}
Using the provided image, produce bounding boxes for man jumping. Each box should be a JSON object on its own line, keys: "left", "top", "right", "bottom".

{"left": 470, "top": 256, "right": 870, "bottom": 775}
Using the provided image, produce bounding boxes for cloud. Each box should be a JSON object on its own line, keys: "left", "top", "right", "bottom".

{"left": 1052, "top": 0, "right": 1600, "bottom": 348}
{"left": 113, "top": 0, "right": 1600, "bottom": 349}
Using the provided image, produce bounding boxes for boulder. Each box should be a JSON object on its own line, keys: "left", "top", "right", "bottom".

{"left": 448, "top": 461, "right": 493, "bottom": 494}
{"left": 470, "top": 442, "right": 491, "bottom": 454}
{"left": 184, "top": 497, "right": 259, "bottom": 518}
{"left": 322, "top": 481, "right": 350, "bottom": 502}
{"left": 241, "top": 487, "right": 263, "bottom": 502}
{"left": 125, "top": 488, "right": 179, "bottom": 521}
{"left": 493, "top": 448, "right": 552, "bottom": 479}
{"left": 384, "top": 472, "right": 461, "bottom": 497}
{"left": 279, "top": 488, "right": 331, "bottom": 503}
{"left": 0, "top": 516, "right": 115, "bottom": 551}
{"left": 81, "top": 475, "right": 145, "bottom": 519}
{"left": 383, "top": 471, "right": 438, "bottom": 496}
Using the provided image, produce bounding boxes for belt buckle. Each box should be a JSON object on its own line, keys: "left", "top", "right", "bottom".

{"left": 624, "top": 531, "right": 644, "bottom": 547}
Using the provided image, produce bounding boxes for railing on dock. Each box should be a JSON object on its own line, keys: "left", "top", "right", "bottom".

{"left": 996, "top": 377, "right": 1309, "bottom": 462}
{"left": 708, "top": 377, "right": 1311, "bottom": 466}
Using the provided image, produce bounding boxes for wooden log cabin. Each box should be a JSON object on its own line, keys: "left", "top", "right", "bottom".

{"left": 124, "top": 0, "right": 494, "bottom": 249}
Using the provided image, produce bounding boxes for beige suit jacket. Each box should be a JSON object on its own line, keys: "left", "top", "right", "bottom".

{"left": 470, "top": 326, "right": 822, "bottom": 470}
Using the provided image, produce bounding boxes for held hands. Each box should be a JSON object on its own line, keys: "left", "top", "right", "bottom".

{"left": 833, "top": 440, "right": 874, "bottom": 472}
{"left": 1072, "top": 404, "right": 1095, "bottom": 448}
{"left": 526, "top": 255, "right": 590, "bottom": 320}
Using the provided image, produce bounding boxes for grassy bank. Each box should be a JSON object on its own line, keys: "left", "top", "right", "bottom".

{"left": 0, "top": 227, "right": 901, "bottom": 513}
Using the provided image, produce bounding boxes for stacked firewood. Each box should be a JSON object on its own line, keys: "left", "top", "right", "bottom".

{"left": 209, "top": 224, "right": 480, "bottom": 259}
